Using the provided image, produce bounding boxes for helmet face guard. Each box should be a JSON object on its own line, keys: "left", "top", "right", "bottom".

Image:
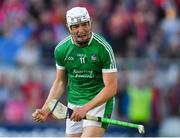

{"left": 66, "top": 7, "right": 92, "bottom": 45}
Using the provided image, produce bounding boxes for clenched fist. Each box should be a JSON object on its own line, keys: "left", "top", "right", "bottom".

{"left": 32, "top": 109, "right": 49, "bottom": 123}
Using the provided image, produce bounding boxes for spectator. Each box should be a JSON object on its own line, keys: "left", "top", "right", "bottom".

{"left": 20, "top": 71, "right": 46, "bottom": 109}
{"left": 127, "top": 75, "right": 154, "bottom": 136}
{"left": 0, "top": 73, "right": 11, "bottom": 122}
{"left": 15, "top": 37, "right": 40, "bottom": 68}
{"left": 166, "top": 72, "right": 180, "bottom": 116}
{"left": 3, "top": 90, "right": 28, "bottom": 123}
{"left": 160, "top": 5, "right": 180, "bottom": 49}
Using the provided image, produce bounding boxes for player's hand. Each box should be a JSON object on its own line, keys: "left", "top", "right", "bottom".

{"left": 70, "top": 106, "right": 88, "bottom": 122}
{"left": 32, "top": 109, "right": 49, "bottom": 123}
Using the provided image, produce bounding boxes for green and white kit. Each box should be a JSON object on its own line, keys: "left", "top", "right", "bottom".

{"left": 54, "top": 32, "right": 117, "bottom": 129}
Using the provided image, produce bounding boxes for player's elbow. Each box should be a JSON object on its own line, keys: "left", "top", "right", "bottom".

{"left": 107, "top": 82, "right": 117, "bottom": 97}
{"left": 112, "top": 83, "right": 117, "bottom": 96}
{"left": 103, "top": 72, "right": 117, "bottom": 97}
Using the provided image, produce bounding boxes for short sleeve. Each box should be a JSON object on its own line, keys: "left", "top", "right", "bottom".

{"left": 101, "top": 44, "right": 117, "bottom": 73}
{"left": 54, "top": 46, "right": 65, "bottom": 70}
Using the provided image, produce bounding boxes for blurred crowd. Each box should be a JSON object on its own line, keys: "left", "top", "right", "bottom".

{"left": 0, "top": 0, "right": 180, "bottom": 66}
{"left": 0, "top": 0, "right": 180, "bottom": 137}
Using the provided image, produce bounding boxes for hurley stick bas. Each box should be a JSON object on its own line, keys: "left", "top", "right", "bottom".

{"left": 48, "top": 99, "right": 145, "bottom": 134}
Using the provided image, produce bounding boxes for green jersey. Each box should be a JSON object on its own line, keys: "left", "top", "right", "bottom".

{"left": 54, "top": 32, "right": 117, "bottom": 105}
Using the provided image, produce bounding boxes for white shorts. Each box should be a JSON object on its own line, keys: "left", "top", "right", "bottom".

{"left": 66, "top": 102, "right": 112, "bottom": 134}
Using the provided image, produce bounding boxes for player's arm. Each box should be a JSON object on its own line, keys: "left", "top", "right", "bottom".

{"left": 32, "top": 69, "right": 67, "bottom": 122}
{"left": 42, "top": 69, "right": 67, "bottom": 111}
{"left": 70, "top": 72, "right": 117, "bottom": 121}
{"left": 83, "top": 72, "right": 117, "bottom": 110}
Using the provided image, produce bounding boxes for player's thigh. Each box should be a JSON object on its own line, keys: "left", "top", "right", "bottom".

{"left": 66, "top": 133, "right": 82, "bottom": 138}
{"left": 66, "top": 118, "right": 83, "bottom": 135}
{"left": 81, "top": 126, "right": 105, "bottom": 137}
{"left": 66, "top": 103, "right": 83, "bottom": 135}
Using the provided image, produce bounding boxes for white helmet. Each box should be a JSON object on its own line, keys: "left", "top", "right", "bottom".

{"left": 66, "top": 7, "right": 91, "bottom": 27}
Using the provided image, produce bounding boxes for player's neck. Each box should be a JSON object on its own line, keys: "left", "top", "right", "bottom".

{"left": 75, "top": 41, "right": 89, "bottom": 47}
{"left": 73, "top": 33, "right": 92, "bottom": 47}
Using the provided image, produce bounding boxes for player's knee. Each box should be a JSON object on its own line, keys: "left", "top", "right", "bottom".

{"left": 81, "top": 126, "right": 105, "bottom": 137}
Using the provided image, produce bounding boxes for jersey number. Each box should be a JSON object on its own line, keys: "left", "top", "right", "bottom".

{"left": 80, "top": 57, "right": 85, "bottom": 64}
